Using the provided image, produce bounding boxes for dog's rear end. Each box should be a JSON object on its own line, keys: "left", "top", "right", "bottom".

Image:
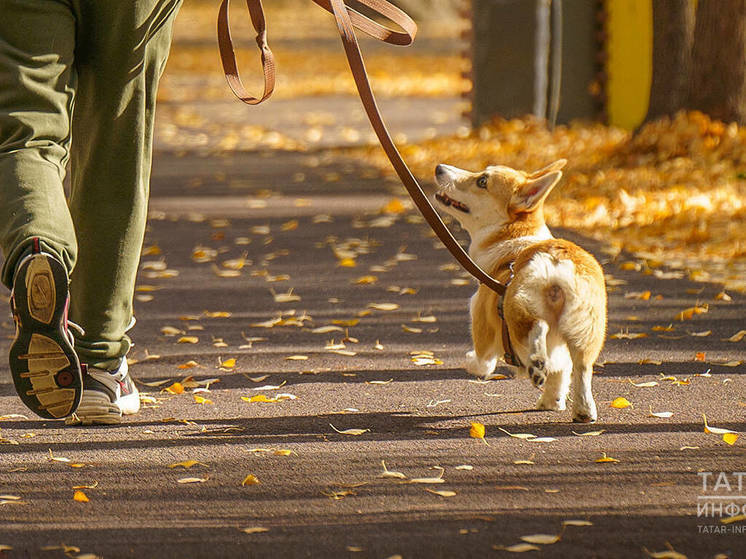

{"left": 504, "top": 239, "right": 606, "bottom": 422}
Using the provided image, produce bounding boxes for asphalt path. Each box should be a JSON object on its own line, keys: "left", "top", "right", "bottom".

{"left": 1, "top": 148, "right": 745, "bottom": 559}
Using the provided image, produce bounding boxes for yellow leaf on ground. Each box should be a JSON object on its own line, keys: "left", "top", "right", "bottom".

{"left": 354, "top": 275, "right": 378, "bottom": 285}
{"left": 676, "top": 304, "right": 708, "bottom": 321}
{"left": 177, "top": 477, "right": 208, "bottom": 484}
{"left": 721, "top": 514, "right": 746, "bottom": 525}
{"left": 163, "top": 382, "right": 185, "bottom": 395}
{"left": 562, "top": 520, "right": 593, "bottom": 527}
{"left": 611, "top": 397, "right": 632, "bottom": 409}
{"left": 220, "top": 358, "right": 237, "bottom": 369}
{"left": 470, "top": 422, "right": 486, "bottom": 440}
{"left": 241, "top": 474, "right": 260, "bottom": 486}
{"left": 168, "top": 460, "right": 207, "bottom": 469}
{"left": 595, "top": 453, "right": 619, "bottom": 463}
{"left": 193, "top": 394, "right": 213, "bottom": 405}
{"left": 722, "top": 433, "right": 739, "bottom": 445}
{"left": 177, "top": 336, "right": 199, "bottom": 344}
{"left": 241, "top": 527, "right": 270, "bottom": 534}
{"left": 73, "top": 490, "right": 89, "bottom": 503}
{"left": 381, "top": 198, "right": 407, "bottom": 214}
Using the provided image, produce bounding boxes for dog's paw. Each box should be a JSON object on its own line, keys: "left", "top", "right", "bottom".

{"left": 572, "top": 402, "right": 598, "bottom": 423}
{"left": 527, "top": 357, "right": 546, "bottom": 389}
{"left": 465, "top": 350, "right": 496, "bottom": 378}
{"left": 536, "top": 392, "right": 566, "bottom": 411}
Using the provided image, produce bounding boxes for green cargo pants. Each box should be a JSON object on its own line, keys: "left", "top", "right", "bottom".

{"left": 0, "top": 0, "right": 181, "bottom": 368}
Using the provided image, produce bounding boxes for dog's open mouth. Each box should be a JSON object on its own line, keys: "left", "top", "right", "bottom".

{"left": 436, "top": 192, "right": 470, "bottom": 213}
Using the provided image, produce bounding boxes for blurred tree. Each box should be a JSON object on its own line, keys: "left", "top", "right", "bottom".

{"left": 687, "top": 0, "right": 746, "bottom": 123}
{"left": 644, "top": 0, "right": 694, "bottom": 121}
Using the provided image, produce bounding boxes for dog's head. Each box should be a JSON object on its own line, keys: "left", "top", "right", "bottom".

{"left": 433, "top": 159, "right": 567, "bottom": 235}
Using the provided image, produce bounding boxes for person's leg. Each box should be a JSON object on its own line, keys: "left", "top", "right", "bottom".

{"left": 0, "top": 0, "right": 78, "bottom": 292}
{"left": 0, "top": 0, "right": 83, "bottom": 419}
{"left": 68, "top": 0, "right": 181, "bottom": 370}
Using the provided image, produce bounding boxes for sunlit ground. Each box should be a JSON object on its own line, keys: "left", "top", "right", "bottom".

{"left": 159, "top": 0, "right": 746, "bottom": 292}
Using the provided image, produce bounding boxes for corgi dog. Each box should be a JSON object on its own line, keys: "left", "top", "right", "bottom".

{"left": 434, "top": 159, "right": 607, "bottom": 422}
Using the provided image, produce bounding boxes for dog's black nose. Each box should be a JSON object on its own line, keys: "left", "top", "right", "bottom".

{"left": 435, "top": 164, "right": 446, "bottom": 177}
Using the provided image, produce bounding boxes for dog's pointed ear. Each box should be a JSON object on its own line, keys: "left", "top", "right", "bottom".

{"left": 511, "top": 171, "right": 562, "bottom": 213}
{"left": 528, "top": 159, "right": 567, "bottom": 179}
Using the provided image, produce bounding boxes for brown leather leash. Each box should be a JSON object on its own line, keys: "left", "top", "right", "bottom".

{"left": 216, "top": 0, "right": 508, "bottom": 298}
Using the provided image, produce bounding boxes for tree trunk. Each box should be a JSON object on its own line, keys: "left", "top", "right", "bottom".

{"left": 688, "top": 0, "right": 746, "bottom": 123}
{"left": 645, "top": 0, "right": 694, "bottom": 121}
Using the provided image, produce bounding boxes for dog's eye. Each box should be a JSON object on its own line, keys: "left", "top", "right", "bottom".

{"left": 477, "top": 175, "right": 488, "bottom": 189}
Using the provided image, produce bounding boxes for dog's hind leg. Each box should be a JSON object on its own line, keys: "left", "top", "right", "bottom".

{"left": 571, "top": 357, "right": 597, "bottom": 423}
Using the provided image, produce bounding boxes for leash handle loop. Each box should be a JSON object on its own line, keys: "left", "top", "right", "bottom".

{"left": 217, "top": 0, "right": 275, "bottom": 105}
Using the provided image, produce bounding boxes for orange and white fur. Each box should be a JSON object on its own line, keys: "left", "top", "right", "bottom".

{"left": 434, "top": 159, "right": 607, "bottom": 422}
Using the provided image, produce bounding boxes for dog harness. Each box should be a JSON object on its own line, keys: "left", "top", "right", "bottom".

{"left": 495, "top": 262, "right": 524, "bottom": 369}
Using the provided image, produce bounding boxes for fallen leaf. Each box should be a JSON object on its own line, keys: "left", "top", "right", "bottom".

{"left": 572, "top": 430, "right": 605, "bottom": 437}
{"left": 426, "top": 489, "right": 456, "bottom": 497}
{"left": 177, "top": 477, "right": 208, "bottom": 484}
{"left": 368, "top": 303, "right": 400, "bottom": 311}
{"left": 163, "top": 382, "right": 185, "bottom": 395}
{"left": 311, "top": 326, "right": 344, "bottom": 334}
{"left": 241, "top": 527, "right": 270, "bottom": 534}
{"left": 409, "top": 467, "right": 445, "bottom": 484}
{"left": 48, "top": 449, "right": 71, "bottom": 463}
{"left": 595, "top": 453, "right": 619, "bottom": 463}
{"left": 329, "top": 424, "right": 369, "bottom": 436}
{"left": 168, "top": 460, "right": 207, "bottom": 469}
{"left": 649, "top": 407, "right": 674, "bottom": 419}
{"left": 676, "top": 304, "right": 708, "bottom": 321}
{"left": 721, "top": 514, "right": 746, "bottom": 525}
{"left": 285, "top": 355, "right": 309, "bottom": 361}
{"left": 498, "top": 543, "right": 541, "bottom": 552}
{"left": 73, "top": 490, "right": 89, "bottom": 503}
{"left": 513, "top": 459, "right": 535, "bottom": 465}
{"left": 193, "top": 394, "right": 213, "bottom": 405}
{"left": 469, "top": 422, "right": 487, "bottom": 443}
{"left": 629, "top": 380, "right": 658, "bottom": 387}
{"left": 177, "top": 336, "right": 199, "bottom": 344}
{"left": 725, "top": 330, "right": 746, "bottom": 342}
{"left": 241, "top": 474, "right": 260, "bottom": 486}
{"left": 380, "top": 460, "right": 407, "bottom": 479}
{"left": 703, "top": 414, "right": 738, "bottom": 435}
{"left": 610, "top": 397, "right": 632, "bottom": 409}
{"left": 272, "top": 289, "right": 301, "bottom": 303}
{"left": 562, "top": 519, "right": 593, "bottom": 527}
{"left": 643, "top": 549, "right": 688, "bottom": 559}
{"left": 498, "top": 427, "right": 536, "bottom": 440}
{"left": 455, "top": 465, "right": 473, "bottom": 470}
{"left": 722, "top": 433, "right": 739, "bottom": 445}
{"left": 520, "top": 534, "right": 561, "bottom": 545}
{"left": 610, "top": 330, "right": 647, "bottom": 339}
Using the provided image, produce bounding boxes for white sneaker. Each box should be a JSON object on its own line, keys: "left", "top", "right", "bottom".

{"left": 65, "top": 359, "right": 140, "bottom": 425}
